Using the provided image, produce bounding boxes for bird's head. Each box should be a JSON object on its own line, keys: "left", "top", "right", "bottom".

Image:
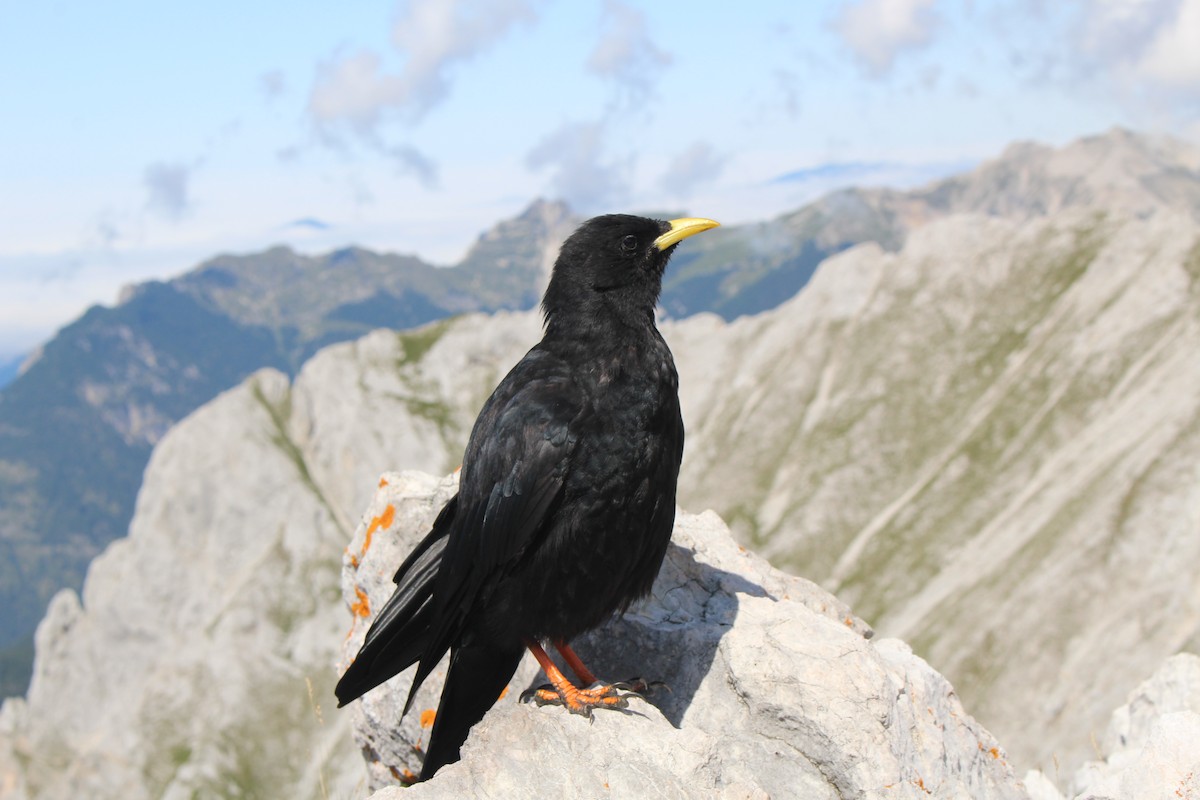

{"left": 542, "top": 214, "right": 719, "bottom": 330}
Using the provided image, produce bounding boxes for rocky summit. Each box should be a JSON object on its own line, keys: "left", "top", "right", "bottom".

{"left": 340, "top": 471, "right": 1024, "bottom": 800}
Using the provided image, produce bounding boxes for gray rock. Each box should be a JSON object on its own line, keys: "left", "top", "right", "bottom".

{"left": 665, "top": 207, "right": 1200, "bottom": 775}
{"left": 340, "top": 471, "right": 1028, "bottom": 799}
{"left": 1067, "top": 653, "right": 1200, "bottom": 800}
{"left": 0, "top": 370, "right": 371, "bottom": 800}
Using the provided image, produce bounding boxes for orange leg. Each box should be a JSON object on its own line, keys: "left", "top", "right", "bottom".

{"left": 521, "top": 638, "right": 640, "bottom": 717}
{"left": 554, "top": 640, "right": 598, "bottom": 686}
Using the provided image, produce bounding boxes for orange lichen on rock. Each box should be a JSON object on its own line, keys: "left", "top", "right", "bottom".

{"left": 361, "top": 503, "right": 397, "bottom": 559}
{"left": 365, "top": 504, "right": 395, "bottom": 537}
{"left": 379, "top": 477, "right": 390, "bottom": 488}
{"left": 351, "top": 586, "right": 371, "bottom": 618}
{"left": 420, "top": 708, "right": 437, "bottom": 729}
{"left": 497, "top": 685, "right": 510, "bottom": 701}
{"left": 400, "top": 768, "right": 417, "bottom": 784}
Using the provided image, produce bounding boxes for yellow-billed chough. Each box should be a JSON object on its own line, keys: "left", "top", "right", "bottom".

{"left": 335, "top": 214, "right": 719, "bottom": 780}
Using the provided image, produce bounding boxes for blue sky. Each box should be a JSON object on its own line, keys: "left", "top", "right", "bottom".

{"left": 1, "top": 0, "right": 1198, "bottom": 360}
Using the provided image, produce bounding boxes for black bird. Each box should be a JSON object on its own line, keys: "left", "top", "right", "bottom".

{"left": 334, "top": 213, "right": 719, "bottom": 780}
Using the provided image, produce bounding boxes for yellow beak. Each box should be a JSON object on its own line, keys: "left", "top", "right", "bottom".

{"left": 653, "top": 217, "right": 720, "bottom": 250}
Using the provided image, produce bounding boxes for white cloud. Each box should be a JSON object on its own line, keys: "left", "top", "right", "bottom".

{"left": 525, "top": 121, "right": 630, "bottom": 211}
{"left": 1045, "top": 0, "right": 1200, "bottom": 108}
{"left": 306, "top": 1, "right": 538, "bottom": 190}
{"left": 1134, "top": 0, "right": 1200, "bottom": 88}
{"left": 310, "top": 51, "right": 408, "bottom": 136}
{"left": 659, "top": 142, "right": 727, "bottom": 200}
{"left": 143, "top": 162, "right": 192, "bottom": 220}
{"left": 587, "top": 0, "right": 672, "bottom": 103}
{"left": 260, "top": 70, "right": 286, "bottom": 101}
{"left": 388, "top": 144, "right": 439, "bottom": 188}
{"left": 522, "top": 1, "right": 673, "bottom": 211}
{"left": 834, "top": 0, "right": 941, "bottom": 77}
{"left": 1075, "top": 0, "right": 1174, "bottom": 60}
{"left": 391, "top": 0, "right": 537, "bottom": 112}
{"left": 309, "top": 0, "right": 537, "bottom": 135}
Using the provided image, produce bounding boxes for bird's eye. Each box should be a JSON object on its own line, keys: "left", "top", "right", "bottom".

{"left": 621, "top": 235, "right": 638, "bottom": 252}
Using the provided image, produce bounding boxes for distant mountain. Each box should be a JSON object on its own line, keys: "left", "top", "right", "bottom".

{"left": 0, "top": 355, "right": 21, "bottom": 390}
{"left": 771, "top": 160, "right": 896, "bottom": 183}
{"left": 659, "top": 127, "right": 1200, "bottom": 320}
{"left": 0, "top": 200, "right": 575, "bottom": 698}
{"left": 1, "top": 127, "right": 1197, "bottom": 701}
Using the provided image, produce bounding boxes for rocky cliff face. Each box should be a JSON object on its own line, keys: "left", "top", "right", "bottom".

{"left": 1023, "top": 653, "right": 1200, "bottom": 800}
{"left": 0, "top": 199, "right": 572, "bottom": 697}
{"left": 0, "top": 361, "right": 1025, "bottom": 799}
{"left": 257, "top": 199, "right": 1200, "bottom": 776}
{"left": 0, "top": 317, "right": 544, "bottom": 799}
{"left": 667, "top": 207, "right": 1200, "bottom": 772}
{"left": 1068, "top": 653, "right": 1200, "bottom": 799}
{"left": 0, "top": 370, "right": 358, "bottom": 799}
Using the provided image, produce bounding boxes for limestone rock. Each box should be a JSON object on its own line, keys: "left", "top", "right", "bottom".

{"left": 665, "top": 208, "right": 1200, "bottom": 773}
{"left": 0, "top": 370, "right": 364, "bottom": 799}
{"left": 1068, "top": 654, "right": 1200, "bottom": 800}
{"left": 0, "top": 318, "right": 541, "bottom": 800}
{"left": 341, "top": 472, "right": 1028, "bottom": 800}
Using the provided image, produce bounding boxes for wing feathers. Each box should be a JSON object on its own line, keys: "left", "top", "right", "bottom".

{"left": 337, "top": 347, "right": 587, "bottom": 725}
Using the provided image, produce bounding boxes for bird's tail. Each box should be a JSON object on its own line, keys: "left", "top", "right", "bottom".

{"left": 419, "top": 641, "right": 525, "bottom": 781}
{"left": 335, "top": 498, "right": 456, "bottom": 707}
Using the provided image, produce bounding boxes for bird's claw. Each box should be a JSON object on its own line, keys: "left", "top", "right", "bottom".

{"left": 519, "top": 680, "right": 644, "bottom": 717}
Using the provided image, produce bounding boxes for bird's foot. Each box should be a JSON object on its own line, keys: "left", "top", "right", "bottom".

{"left": 520, "top": 679, "right": 651, "bottom": 717}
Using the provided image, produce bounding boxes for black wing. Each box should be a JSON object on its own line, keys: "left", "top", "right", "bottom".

{"left": 334, "top": 497, "right": 456, "bottom": 706}
{"left": 404, "top": 346, "right": 588, "bottom": 710}
{"left": 334, "top": 345, "right": 586, "bottom": 714}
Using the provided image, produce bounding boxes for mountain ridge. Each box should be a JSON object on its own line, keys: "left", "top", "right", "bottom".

{"left": 0, "top": 201, "right": 574, "bottom": 696}
{"left": 1, "top": 127, "right": 1197, "bottom": 701}
{"left": 39, "top": 179, "right": 1187, "bottom": 775}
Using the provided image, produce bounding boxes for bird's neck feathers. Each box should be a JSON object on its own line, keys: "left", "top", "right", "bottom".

{"left": 540, "top": 277, "right": 662, "bottom": 345}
